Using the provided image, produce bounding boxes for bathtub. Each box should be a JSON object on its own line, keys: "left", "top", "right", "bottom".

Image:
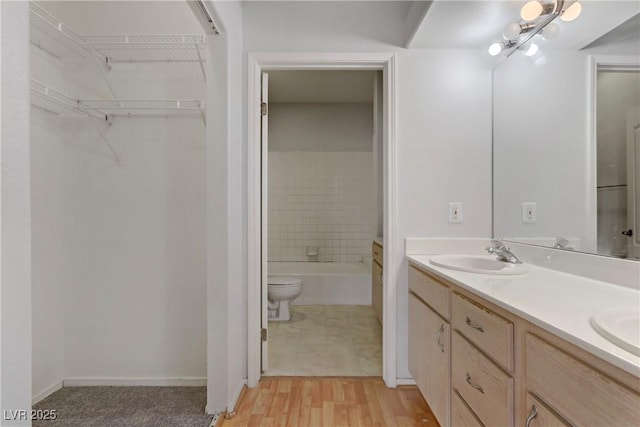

{"left": 268, "top": 262, "right": 371, "bottom": 305}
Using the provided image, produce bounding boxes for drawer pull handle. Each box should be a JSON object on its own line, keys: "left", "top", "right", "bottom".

{"left": 465, "top": 373, "right": 484, "bottom": 394}
{"left": 379, "top": 272, "right": 383, "bottom": 286}
{"left": 525, "top": 405, "right": 538, "bottom": 427}
{"left": 465, "top": 316, "right": 485, "bottom": 332}
{"left": 436, "top": 324, "right": 445, "bottom": 353}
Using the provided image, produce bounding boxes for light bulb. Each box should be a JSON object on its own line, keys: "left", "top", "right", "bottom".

{"left": 524, "top": 43, "right": 539, "bottom": 56}
{"left": 521, "top": 1, "right": 543, "bottom": 21}
{"left": 541, "top": 23, "right": 560, "bottom": 40}
{"left": 503, "top": 23, "right": 522, "bottom": 40}
{"left": 488, "top": 42, "right": 503, "bottom": 56}
{"left": 560, "top": 1, "right": 582, "bottom": 22}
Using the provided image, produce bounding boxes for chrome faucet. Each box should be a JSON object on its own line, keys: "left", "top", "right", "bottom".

{"left": 553, "top": 236, "right": 574, "bottom": 251}
{"left": 486, "top": 239, "right": 522, "bottom": 264}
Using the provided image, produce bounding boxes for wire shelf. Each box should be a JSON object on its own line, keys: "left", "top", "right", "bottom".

{"left": 30, "top": 2, "right": 206, "bottom": 63}
{"left": 30, "top": 78, "right": 97, "bottom": 117}
{"left": 82, "top": 34, "right": 207, "bottom": 63}
{"left": 30, "top": 2, "right": 89, "bottom": 58}
{"left": 78, "top": 99, "right": 205, "bottom": 118}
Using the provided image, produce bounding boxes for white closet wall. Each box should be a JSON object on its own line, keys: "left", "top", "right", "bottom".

{"left": 31, "top": 1, "right": 206, "bottom": 399}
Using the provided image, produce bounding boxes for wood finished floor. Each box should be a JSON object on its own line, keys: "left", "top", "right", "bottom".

{"left": 222, "top": 377, "right": 437, "bottom": 427}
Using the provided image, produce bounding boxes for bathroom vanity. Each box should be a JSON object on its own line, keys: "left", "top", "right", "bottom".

{"left": 407, "top": 256, "right": 640, "bottom": 427}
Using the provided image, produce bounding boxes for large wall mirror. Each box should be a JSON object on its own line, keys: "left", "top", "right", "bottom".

{"left": 493, "top": 1, "right": 640, "bottom": 260}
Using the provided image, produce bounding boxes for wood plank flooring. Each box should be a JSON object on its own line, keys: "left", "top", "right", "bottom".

{"left": 223, "top": 377, "right": 437, "bottom": 426}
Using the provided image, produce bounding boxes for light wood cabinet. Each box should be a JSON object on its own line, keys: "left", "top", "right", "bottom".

{"left": 408, "top": 265, "right": 451, "bottom": 426}
{"left": 525, "top": 333, "right": 640, "bottom": 426}
{"left": 408, "top": 290, "right": 450, "bottom": 427}
{"left": 451, "top": 390, "right": 484, "bottom": 427}
{"left": 371, "top": 241, "right": 383, "bottom": 323}
{"left": 524, "top": 393, "right": 571, "bottom": 427}
{"left": 407, "top": 260, "right": 640, "bottom": 427}
{"left": 452, "top": 331, "right": 513, "bottom": 427}
{"left": 452, "top": 292, "right": 514, "bottom": 371}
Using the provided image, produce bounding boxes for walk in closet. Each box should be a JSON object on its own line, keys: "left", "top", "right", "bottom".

{"left": 30, "top": 1, "right": 209, "bottom": 403}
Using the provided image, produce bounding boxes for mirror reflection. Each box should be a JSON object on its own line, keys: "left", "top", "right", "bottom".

{"left": 493, "top": 1, "right": 640, "bottom": 260}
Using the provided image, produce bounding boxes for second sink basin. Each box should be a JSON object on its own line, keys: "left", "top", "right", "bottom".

{"left": 430, "top": 255, "right": 529, "bottom": 275}
{"left": 591, "top": 306, "right": 640, "bottom": 356}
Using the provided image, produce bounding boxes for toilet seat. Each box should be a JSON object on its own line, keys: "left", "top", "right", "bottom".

{"left": 268, "top": 276, "right": 302, "bottom": 286}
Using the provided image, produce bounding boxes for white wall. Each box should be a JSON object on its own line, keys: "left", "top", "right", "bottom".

{"left": 1, "top": 1, "right": 33, "bottom": 424}
{"left": 493, "top": 51, "right": 589, "bottom": 245}
{"left": 30, "top": 46, "right": 66, "bottom": 403}
{"left": 269, "top": 103, "right": 373, "bottom": 152}
{"left": 204, "top": 0, "right": 246, "bottom": 414}
{"left": 241, "top": 1, "right": 493, "bottom": 380}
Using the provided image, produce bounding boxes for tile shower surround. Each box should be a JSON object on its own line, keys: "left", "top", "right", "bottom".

{"left": 268, "top": 151, "right": 377, "bottom": 263}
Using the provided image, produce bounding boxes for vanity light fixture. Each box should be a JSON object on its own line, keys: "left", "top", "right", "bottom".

{"left": 503, "top": 22, "right": 536, "bottom": 41}
{"left": 523, "top": 43, "right": 540, "bottom": 56}
{"left": 540, "top": 22, "right": 560, "bottom": 40}
{"left": 488, "top": 42, "right": 504, "bottom": 56}
{"left": 520, "top": 1, "right": 555, "bottom": 21}
{"left": 560, "top": 1, "right": 582, "bottom": 22}
{"left": 487, "top": 0, "right": 582, "bottom": 57}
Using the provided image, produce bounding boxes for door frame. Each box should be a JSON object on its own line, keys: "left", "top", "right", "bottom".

{"left": 587, "top": 55, "right": 640, "bottom": 253}
{"left": 247, "top": 52, "right": 397, "bottom": 388}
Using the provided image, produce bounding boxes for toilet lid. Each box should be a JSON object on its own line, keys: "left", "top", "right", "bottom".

{"left": 268, "top": 276, "right": 302, "bottom": 285}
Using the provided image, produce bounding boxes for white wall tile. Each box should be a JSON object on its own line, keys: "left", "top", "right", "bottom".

{"left": 268, "top": 151, "right": 376, "bottom": 263}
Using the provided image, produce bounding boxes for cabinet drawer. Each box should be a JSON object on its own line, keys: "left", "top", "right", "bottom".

{"left": 372, "top": 241, "right": 383, "bottom": 265}
{"left": 408, "top": 292, "right": 450, "bottom": 427}
{"left": 526, "top": 333, "right": 640, "bottom": 426}
{"left": 451, "top": 390, "right": 484, "bottom": 427}
{"left": 452, "top": 292, "right": 513, "bottom": 370}
{"left": 408, "top": 265, "right": 450, "bottom": 319}
{"left": 524, "top": 393, "right": 570, "bottom": 427}
{"left": 452, "top": 332, "right": 513, "bottom": 427}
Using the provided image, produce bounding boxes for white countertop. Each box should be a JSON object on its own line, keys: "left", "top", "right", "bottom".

{"left": 407, "top": 254, "right": 640, "bottom": 378}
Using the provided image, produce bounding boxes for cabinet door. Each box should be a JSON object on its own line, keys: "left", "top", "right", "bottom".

{"left": 408, "top": 292, "right": 450, "bottom": 427}
{"left": 524, "top": 393, "right": 570, "bottom": 427}
{"left": 372, "top": 261, "right": 382, "bottom": 323}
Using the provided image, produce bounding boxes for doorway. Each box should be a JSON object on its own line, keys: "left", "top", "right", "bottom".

{"left": 247, "top": 53, "right": 397, "bottom": 387}
{"left": 595, "top": 64, "right": 640, "bottom": 259}
{"left": 263, "top": 70, "right": 381, "bottom": 376}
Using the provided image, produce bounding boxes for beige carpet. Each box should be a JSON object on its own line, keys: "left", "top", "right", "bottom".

{"left": 33, "top": 386, "right": 213, "bottom": 427}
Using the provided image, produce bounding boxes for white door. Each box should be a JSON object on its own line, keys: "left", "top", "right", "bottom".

{"left": 261, "top": 72, "right": 269, "bottom": 371}
{"left": 626, "top": 107, "right": 640, "bottom": 259}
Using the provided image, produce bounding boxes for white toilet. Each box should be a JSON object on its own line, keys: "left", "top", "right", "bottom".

{"left": 268, "top": 276, "right": 303, "bottom": 321}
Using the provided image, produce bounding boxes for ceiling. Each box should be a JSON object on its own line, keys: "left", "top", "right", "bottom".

{"left": 408, "top": 0, "right": 640, "bottom": 51}
{"left": 268, "top": 70, "right": 377, "bottom": 103}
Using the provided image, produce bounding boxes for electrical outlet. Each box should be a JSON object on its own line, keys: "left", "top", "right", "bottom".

{"left": 522, "top": 202, "right": 536, "bottom": 223}
{"left": 448, "top": 202, "right": 463, "bottom": 223}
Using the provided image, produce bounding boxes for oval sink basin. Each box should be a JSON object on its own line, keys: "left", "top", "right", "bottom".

{"left": 591, "top": 306, "right": 640, "bottom": 356}
{"left": 429, "top": 255, "right": 529, "bottom": 275}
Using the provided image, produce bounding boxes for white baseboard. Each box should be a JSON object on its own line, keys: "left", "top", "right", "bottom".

{"left": 227, "top": 379, "right": 247, "bottom": 413}
{"left": 63, "top": 377, "right": 207, "bottom": 387}
{"left": 32, "top": 380, "right": 64, "bottom": 405}
{"left": 396, "top": 378, "right": 416, "bottom": 386}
